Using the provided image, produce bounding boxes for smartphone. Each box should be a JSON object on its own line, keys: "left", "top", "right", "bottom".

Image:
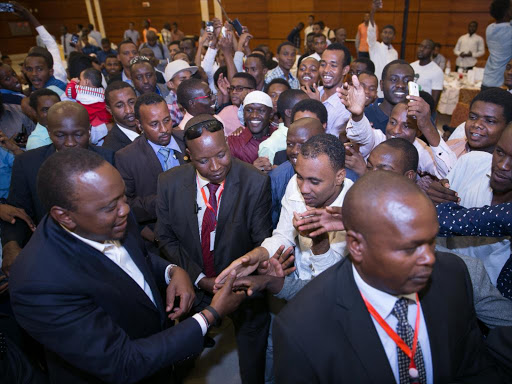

{"left": 221, "top": 26, "right": 227, "bottom": 38}
{"left": 206, "top": 21, "right": 214, "bottom": 33}
{"left": 70, "top": 34, "right": 79, "bottom": 47}
{"left": 230, "top": 18, "right": 243, "bottom": 36}
{"left": 0, "top": 2, "right": 14, "bottom": 12}
{"left": 408, "top": 81, "right": 420, "bottom": 97}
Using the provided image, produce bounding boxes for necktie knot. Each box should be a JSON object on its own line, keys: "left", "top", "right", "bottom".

{"left": 392, "top": 297, "right": 409, "bottom": 323}
{"left": 207, "top": 183, "right": 220, "bottom": 196}
{"left": 158, "top": 147, "right": 171, "bottom": 161}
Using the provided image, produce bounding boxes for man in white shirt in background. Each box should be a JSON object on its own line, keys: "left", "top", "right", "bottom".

{"left": 453, "top": 21, "right": 486, "bottom": 72}
{"left": 124, "top": 22, "right": 140, "bottom": 46}
{"left": 303, "top": 15, "right": 315, "bottom": 50}
{"left": 367, "top": 0, "right": 398, "bottom": 97}
{"left": 87, "top": 23, "right": 103, "bottom": 47}
{"left": 60, "top": 25, "right": 76, "bottom": 59}
{"left": 411, "top": 39, "right": 444, "bottom": 106}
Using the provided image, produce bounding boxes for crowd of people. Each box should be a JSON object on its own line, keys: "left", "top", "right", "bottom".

{"left": 1, "top": 0, "right": 512, "bottom": 383}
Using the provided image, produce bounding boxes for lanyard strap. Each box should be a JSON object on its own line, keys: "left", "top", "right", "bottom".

{"left": 198, "top": 177, "right": 225, "bottom": 218}
{"left": 360, "top": 292, "right": 421, "bottom": 369}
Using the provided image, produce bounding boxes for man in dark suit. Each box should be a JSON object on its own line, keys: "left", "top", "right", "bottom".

{"left": 102, "top": 81, "right": 140, "bottom": 152}
{"left": 155, "top": 115, "right": 272, "bottom": 384}
{"left": 9, "top": 148, "right": 245, "bottom": 384}
{"left": 1, "top": 101, "right": 114, "bottom": 276}
{"left": 116, "top": 92, "right": 186, "bottom": 245}
{"left": 272, "top": 171, "right": 502, "bottom": 383}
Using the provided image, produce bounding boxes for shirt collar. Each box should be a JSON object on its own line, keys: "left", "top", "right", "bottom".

{"left": 60, "top": 224, "right": 121, "bottom": 253}
{"left": 352, "top": 264, "right": 417, "bottom": 320}
{"left": 117, "top": 124, "right": 140, "bottom": 141}
{"left": 146, "top": 134, "right": 182, "bottom": 154}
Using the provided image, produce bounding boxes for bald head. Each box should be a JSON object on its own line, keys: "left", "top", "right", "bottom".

{"left": 342, "top": 171, "right": 438, "bottom": 295}
{"left": 47, "top": 101, "right": 91, "bottom": 151}
{"left": 287, "top": 117, "right": 326, "bottom": 166}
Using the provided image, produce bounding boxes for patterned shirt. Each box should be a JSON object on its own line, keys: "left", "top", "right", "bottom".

{"left": 264, "top": 66, "right": 300, "bottom": 89}
{"left": 164, "top": 90, "right": 184, "bottom": 127}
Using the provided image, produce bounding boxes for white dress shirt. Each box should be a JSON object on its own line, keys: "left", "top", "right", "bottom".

{"left": 346, "top": 115, "right": 456, "bottom": 178}
{"left": 193, "top": 171, "right": 225, "bottom": 287}
{"left": 453, "top": 33, "right": 485, "bottom": 69}
{"left": 440, "top": 151, "right": 510, "bottom": 285}
{"left": 353, "top": 265, "right": 433, "bottom": 384}
{"left": 318, "top": 86, "right": 351, "bottom": 137}
{"left": 117, "top": 124, "right": 140, "bottom": 141}
{"left": 367, "top": 23, "right": 398, "bottom": 97}
{"left": 35, "top": 26, "right": 67, "bottom": 84}
{"left": 261, "top": 174, "right": 353, "bottom": 280}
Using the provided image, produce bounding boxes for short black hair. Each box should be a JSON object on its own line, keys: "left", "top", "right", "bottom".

{"left": 291, "top": 98, "right": 328, "bottom": 125}
{"left": 277, "top": 41, "right": 296, "bottom": 54}
{"left": 277, "top": 89, "right": 307, "bottom": 120}
{"left": 358, "top": 70, "right": 378, "bottom": 83}
{"left": 105, "top": 81, "right": 135, "bottom": 107}
{"left": 246, "top": 53, "right": 267, "bottom": 68}
{"left": 68, "top": 53, "right": 93, "bottom": 79}
{"left": 29, "top": 88, "right": 60, "bottom": 111}
{"left": 232, "top": 72, "right": 257, "bottom": 89}
{"left": 382, "top": 59, "right": 414, "bottom": 80}
{"left": 490, "top": 0, "right": 511, "bottom": 20}
{"left": 470, "top": 87, "right": 512, "bottom": 123}
{"left": 1, "top": 55, "right": 10, "bottom": 60}
{"left": 181, "top": 37, "right": 195, "bottom": 46}
{"left": 88, "top": 23, "right": 94, "bottom": 30}
{"left": 81, "top": 68, "right": 102, "bottom": 87}
{"left": 168, "top": 40, "right": 181, "bottom": 47}
{"left": 214, "top": 65, "right": 228, "bottom": 88}
{"left": 177, "top": 78, "right": 206, "bottom": 109}
{"left": 183, "top": 115, "right": 224, "bottom": 147}
{"left": 264, "top": 78, "right": 291, "bottom": 93}
{"left": 434, "top": 42, "right": 442, "bottom": 49}
{"left": 313, "top": 33, "right": 326, "bottom": 40}
{"left": 300, "top": 133, "right": 345, "bottom": 171}
{"left": 25, "top": 50, "right": 53, "bottom": 69}
{"left": 105, "top": 53, "right": 118, "bottom": 61}
{"left": 101, "top": 38, "right": 110, "bottom": 45}
{"left": 325, "top": 43, "right": 352, "bottom": 67}
{"left": 37, "top": 148, "right": 106, "bottom": 212}
{"left": 134, "top": 92, "right": 166, "bottom": 120}
{"left": 382, "top": 24, "right": 396, "bottom": 34}
{"left": 353, "top": 57, "right": 376, "bottom": 74}
{"left": 118, "top": 40, "right": 137, "bottom": 52}
{"left": 379, "top": 138, "right": 419, "bottom": 173}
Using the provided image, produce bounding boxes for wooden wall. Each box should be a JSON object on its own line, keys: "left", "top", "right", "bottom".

{"left": 2, "top": 0, "right": 493, "bottom": 70}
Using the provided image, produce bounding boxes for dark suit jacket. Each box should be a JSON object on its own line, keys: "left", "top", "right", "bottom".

{"left": 274, "top": 254, "right": 502, "bottom": 384}
{"left": 9, "top": 213, "right": 203, "bottom": 384}
{"left": 155, "top": 159, "right": 272, "bottom": 285}
{"left": 2, "top": 144, "right": 115, "bottom": 247}
{"left": 102, "top": 124, "right": 134, "bottom": 153}
{"left": 115, "top": 132, "right": 186, "bottom": 227}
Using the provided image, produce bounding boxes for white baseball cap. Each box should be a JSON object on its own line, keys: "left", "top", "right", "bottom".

{"left": 164, "top": 60, "right": 198, "bottom": 83}
{"left": 243, "top": 90, "right": 273, "bottom": 109}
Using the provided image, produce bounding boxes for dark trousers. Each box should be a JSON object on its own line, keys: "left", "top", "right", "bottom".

{"left": 193, "top": 290, "right": 270, "bottom": 384}
{"left": 358, "top": 51, "right": 370, "bottom": 58}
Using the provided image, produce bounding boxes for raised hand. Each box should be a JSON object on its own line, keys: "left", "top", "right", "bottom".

{"left": 301, "top": 83, "right": 321, "bottom": 101}
{"left": 344, "top": 143, "right": 367, "bottom": 176}
{"left": 257, "top": 245, "right": 296, "bottom": 277}
{"left": 338, "top": 75, "right": 366, "bottom": 118}
{"left": 294, "top": 206, "right": 344, "bottom": 237}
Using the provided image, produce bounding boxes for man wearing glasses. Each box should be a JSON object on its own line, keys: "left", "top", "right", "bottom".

{"left": 155, "top": 115, "right": 272, "bottom": 384}
{"left": 176, "top": 78, "right": 218, "bottom": 130}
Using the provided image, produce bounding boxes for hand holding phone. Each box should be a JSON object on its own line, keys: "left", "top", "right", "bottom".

{"left": 408, "top": 81, "right": 420, "bottom": 97}
{"left": 0, "top": 3, "right": 14, "bottom": 12}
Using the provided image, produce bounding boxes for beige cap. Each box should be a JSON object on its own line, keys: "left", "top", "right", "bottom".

{"left": 164, "top": 60, "right": 198, "bottom": 82}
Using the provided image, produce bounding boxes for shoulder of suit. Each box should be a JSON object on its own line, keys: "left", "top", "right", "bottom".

{"left": 115, "top": 135, "right": 147, "bottom": 158}
{"left": 231, "top": 158, "right": 269, "bottom": 182}
{"left": 90, "top": 145, "right": 115, "bottom": 163}
{"left": 15, "top": 144, "right": 54, "bottom": 165}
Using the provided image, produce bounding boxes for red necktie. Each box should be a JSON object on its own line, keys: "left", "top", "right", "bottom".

{"left": 201, "top": 183, "right": 220, "bottom": 277}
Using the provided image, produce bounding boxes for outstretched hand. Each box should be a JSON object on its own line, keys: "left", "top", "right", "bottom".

{"left": 210, "top": 270, "right": 247, "bottom": 317}
{"left": 214, "top": 250, "right": 264, "bottom": 288}
{"left": 257, "top": 245, "right": 296, "bottom": 277}
{"left": 337, "top": 75, "right": 366, "bottom": 118}
{"left": 294, "top": 206, "right": 344, "bottom": 237}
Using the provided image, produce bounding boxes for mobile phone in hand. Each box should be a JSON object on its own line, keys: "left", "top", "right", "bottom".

{"left": 0, "top": 3, "right": 14, "bottom": 12}
{"left": 231, "top": 18, "right": 243, "bottom": 36}
{"left": 206, "top": 21, "right": 214, "bottom": 33}
{"left": 408, "top": 81, "right": 420, "bottom": 97}
{"left": 70, "top": 34, "right": 79, "bottom": 47}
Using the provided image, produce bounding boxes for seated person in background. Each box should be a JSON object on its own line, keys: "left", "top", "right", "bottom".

{"left": 163, "top": 60, "right": 197, "bottom": 127}
{"left": 176, "top": 78, "right": 226, "bottom": 131}
{"left": 271, "top": 171, "right": 503, "bottom": 383}
{"left": 411, "top": 39, "right": 444, "bottom": 106}
{"left": 139, "top": 46, "right": 166, "bottom": 84}
{"left": 23, "top": 50, "right": 66, "bottom": 95}
{"left": 297, "top": 56, "right": 320, "bottom": 91}
{"left": 0, "top": 64, "right": 25, "bottom": 105}
{"left": 138, "top": 30, "right": 170, "bottom": 72}
{"left": 342, "top": 74, "right": 456, "bottom": 178}
{"left": 310, "top": 33, "right": 327, "bottom": 61}
{"left": 65, "top": 67, "right": 112, "bottom": 144}
{"left": 116, "top": 93, "right": 186, "bottom": 247}
{"left": 257, "top": 89, "right": 309, "bottom": 167}
{"left": 273, "top": 98, "right": 329, "bottom": 165}
{"left": 129, "top": 56, "right": 169, "bottom": 97}
{"left": 26, "top": 88, "right": 60, "bottom": 150}
{"left": 364, "top": 59, "right": 415, "bottom": 133}
{"left": 432, "top": 42, "right": 446, "bottom": 71}
{"left": 269, "top": 117, "right": 326, "bottom": 228}
{"left": 358, "top": 70, "right": 379, "bottom": 107}
{"left": 264, "top": 41, "right": 299, "bottom": 89}
{"left": 265, "top": 78, "right": 291, "bottom": 129}
{"left": 228, "top": 91, "right": 276, "bottom": 164}
{"left": 103, "top": 54, "right": 122, "bottom": 81}
{"left": 1, "top": 102, "right": 114, "bottom": 276}
{"left": 102, "top": 81, "right": 140, "bottom": 152}
{"left": 9, "top": 147, "right": 246, "bottom": 383}
{"left": 167, "top": 40, "right": 181, "bottom": 60}
{"left": 97, "top": 38, "right": 117, "bottom": 64}
{"left": 244, "top": 53, "right": 268, "bottom": 91}
{"left": 504, "top": 57, "right": 512, "bottom": 92}
{"left": 446, "top": 88, "right": 512, "bottom": 157}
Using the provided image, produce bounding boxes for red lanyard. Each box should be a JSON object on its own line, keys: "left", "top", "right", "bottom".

{"left": 360, "top": 292, "right": 421, "bottom": 376}
{"left": 198, "top": 177, "right": 225, "bottom": 218}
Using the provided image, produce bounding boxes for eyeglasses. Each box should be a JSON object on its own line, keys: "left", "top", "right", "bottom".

{"left": 228, "top": 85, "right": 255, "bottom": 93}
{"left": 192, "top": 93, "right": 216, "bottom": 100}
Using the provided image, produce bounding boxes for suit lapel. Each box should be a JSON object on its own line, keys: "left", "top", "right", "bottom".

{"left": 139, "top": 135, "right": 164, "bottom": 174}
{"left": 171, "top": 131, "right": 187, "bottom": 165}
{"left": 180, "top": 167, "right": 203, "bottom": 261}
{"left": 215, "top": 162, "right": 240, "bottom": 241}
{"left": 335, "top": 260, "right": 396, "bottom": 383}
{"left": 114, "top": 124, "right": 132, "bottom": 146}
